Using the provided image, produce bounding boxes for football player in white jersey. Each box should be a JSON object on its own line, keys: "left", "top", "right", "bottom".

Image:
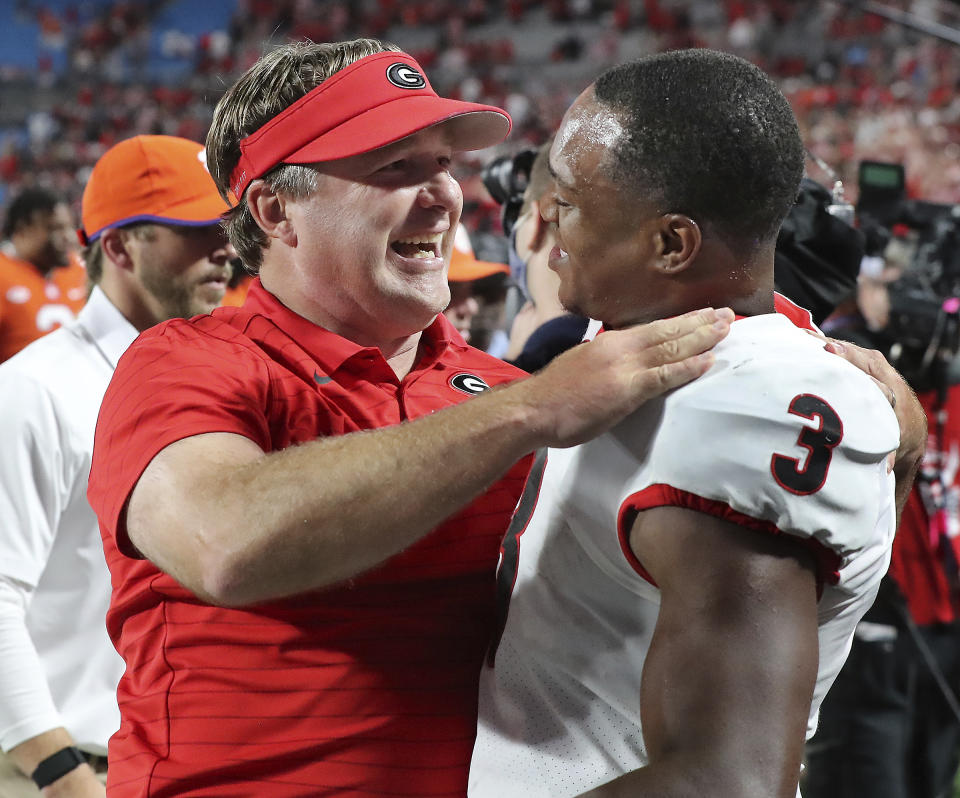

{"left": 469, "top": 49, "right": 923, "bottom": 798}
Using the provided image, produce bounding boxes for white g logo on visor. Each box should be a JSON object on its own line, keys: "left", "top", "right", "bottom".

{"left": 386, "top": 63, "right": 427, "bottom": 89}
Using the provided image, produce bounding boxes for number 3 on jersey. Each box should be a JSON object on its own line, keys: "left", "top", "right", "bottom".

{"left": 771, "top": 393, "right": 843, "bottom": 495}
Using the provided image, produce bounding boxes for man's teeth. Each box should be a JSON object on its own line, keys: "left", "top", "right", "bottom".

{"left": 393, "top": 232, "right": 443, "bottom": 258}
{"left": 559, "top": 248, "right": 568, "bottom": 257}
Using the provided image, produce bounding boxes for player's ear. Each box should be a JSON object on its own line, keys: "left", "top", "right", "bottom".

{"left": 246, "top": 180, "right": 296, "bottom": 247}
{"left": 655, "top": 214, "right": 701, "bottom": 275}
{"left": 99, "top": 227, "right": 134, "bottom": 272}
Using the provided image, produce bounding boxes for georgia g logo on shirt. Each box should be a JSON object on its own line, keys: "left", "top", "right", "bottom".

{"left": 449, "top": 373, "right": 490, "bottom": 396}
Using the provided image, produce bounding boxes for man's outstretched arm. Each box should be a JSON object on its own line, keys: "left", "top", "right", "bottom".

{"left": 124, "top": 308, "right": 733, "bottom": 606}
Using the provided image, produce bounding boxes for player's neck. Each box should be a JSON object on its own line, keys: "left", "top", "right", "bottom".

{"left": 698, "top": 240, "right": 776, "bottom": 318}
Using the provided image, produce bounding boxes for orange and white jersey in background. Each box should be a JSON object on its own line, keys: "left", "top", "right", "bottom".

{"left": 0, "top": 251, "right": 87, "bottom": 363}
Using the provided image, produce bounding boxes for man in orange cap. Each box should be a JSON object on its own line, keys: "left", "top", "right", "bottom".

{"left": 0, "top": 187, "right": 87, "bottom": 362}
{"left": 0, "top": 134, "right": 233, "bottom": 798}
{"left": 87, "top": 38, "right": 732, "bottom": 796}
{"left": 443, "top": 223, "right": 509, "bottom": 345}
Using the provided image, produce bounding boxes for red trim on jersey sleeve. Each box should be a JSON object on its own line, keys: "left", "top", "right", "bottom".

{"left": 617, "top": 484, "right": 842, "bottom": 593}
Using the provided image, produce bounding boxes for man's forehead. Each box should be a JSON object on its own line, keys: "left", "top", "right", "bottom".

{"left": 319, "top": 123, "right": 456, "bottom": 176}
{"left": 387, "top": 123, "right": 455, "bottom": 152}
{"left": 367, "top": 124, "right": 457, "bottom": 160}
{"left": 557, "top": 92, "right": 624, "bottom": 151}
{"left": 550, "top": 92, "right": 624, "bottom": 186}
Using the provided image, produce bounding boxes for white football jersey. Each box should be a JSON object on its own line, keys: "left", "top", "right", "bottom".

{"left": 469, "top": 312, "right": 899, "bottom": 798}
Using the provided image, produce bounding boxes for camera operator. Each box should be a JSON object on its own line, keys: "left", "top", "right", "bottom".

{"left": 803, "top": 169, "right": 960, "bottom": 798}
{"left": 481, "top": 141, "right": 589, "bottom": 372}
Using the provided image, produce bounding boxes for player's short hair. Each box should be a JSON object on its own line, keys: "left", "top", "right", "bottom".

{"left": 520, "top": 138, "right": 555, "bottom": 218}
{"left": 83, "top": 222, "right": 157, "bottom": 285}
{"left": 593, "top": 49, "right": 804, "bottom": 244}
{"left": 83, "top": 240, "right": 103, "bottom": 284}
{"left": 207, "top": 38, "right": 402, "bottom": 273}
{"left": 2, "top": 187, "right": 63, "bottom": 240}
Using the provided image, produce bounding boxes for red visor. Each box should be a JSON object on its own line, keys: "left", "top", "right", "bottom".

{"left": 230, "top": 51, "right": 512, "bottom": 199}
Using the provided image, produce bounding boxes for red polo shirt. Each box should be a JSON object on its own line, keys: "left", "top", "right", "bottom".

{"left": 89, "top": 279, "right": 531, "bottom": 797}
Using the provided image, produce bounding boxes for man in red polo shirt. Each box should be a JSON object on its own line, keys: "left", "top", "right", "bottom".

{"left": 86, "top": 38, "right": 733, "bottom": 797}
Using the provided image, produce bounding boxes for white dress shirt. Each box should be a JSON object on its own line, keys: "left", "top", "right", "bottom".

{"left": 0, "top": 287, "right": 132, "bottom": 754}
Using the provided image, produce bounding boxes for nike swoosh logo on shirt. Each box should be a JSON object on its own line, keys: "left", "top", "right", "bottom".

{"left": 314, "top": 372, "right": 333, "bottom": 385}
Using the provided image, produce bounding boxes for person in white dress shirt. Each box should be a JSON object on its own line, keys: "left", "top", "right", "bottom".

{"left": 0, "top": 134, "right": 234, "bottom": 797}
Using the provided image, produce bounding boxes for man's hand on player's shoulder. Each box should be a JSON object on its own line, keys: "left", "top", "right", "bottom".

{"left": 814, "top": 334, "right": 925, "bottom": 523}
{"left": 508, "top": 307, "right": 733, "bottom": 449}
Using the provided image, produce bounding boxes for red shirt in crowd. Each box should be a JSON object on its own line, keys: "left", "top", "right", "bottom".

{"left": 88, "top": 279, "right": 531, "bottom": 797}
{"left": 890, "top": 385, "right": 960, "bottom": 626}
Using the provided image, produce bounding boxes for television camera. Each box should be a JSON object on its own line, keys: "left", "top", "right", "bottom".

{"left": 857, "top": 160, "right": 960, "bottom": 391}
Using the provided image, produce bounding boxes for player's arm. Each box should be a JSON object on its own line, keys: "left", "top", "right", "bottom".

{"left": 579, "top": 506, "right": 818, "bottom": 798}
{"left": 124, "top": 308, "right": 732, "bottom": 607}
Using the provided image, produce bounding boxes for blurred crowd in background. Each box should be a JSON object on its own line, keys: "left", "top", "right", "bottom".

{"left": 2, "top": 0, "right": 960, "bottom": 235}
{"left": 5, "top": 3, "right": 960, "bottom": 797}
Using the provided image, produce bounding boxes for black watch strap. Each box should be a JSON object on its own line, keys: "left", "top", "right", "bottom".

{"left": 31, "top": 746, "right": 86, "bottom": 789}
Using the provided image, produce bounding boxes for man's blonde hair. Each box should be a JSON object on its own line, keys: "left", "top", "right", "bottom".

{"left": 206, "top": 38, "right": 402, "bottom": 272}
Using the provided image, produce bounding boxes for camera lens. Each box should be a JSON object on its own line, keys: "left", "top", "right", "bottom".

{"left": 480, "top": 149, "right": 539, "bottom": 235}
{"left": 480, "top": 156, "right": 517, "bottom": 205}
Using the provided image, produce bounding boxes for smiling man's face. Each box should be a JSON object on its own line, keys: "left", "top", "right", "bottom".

{"left": 273, "top": 125, "right": 465, "bottom": 344}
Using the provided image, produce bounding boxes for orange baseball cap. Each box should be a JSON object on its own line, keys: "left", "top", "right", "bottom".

{"left": 78, "top": 135, "right": 231, "bottom": 245}
{"left": 448, "top": 224, "right": 509, "bottom": 282}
